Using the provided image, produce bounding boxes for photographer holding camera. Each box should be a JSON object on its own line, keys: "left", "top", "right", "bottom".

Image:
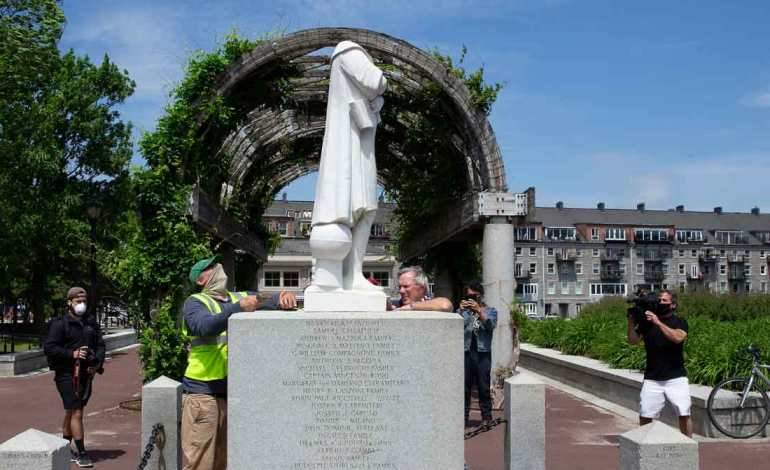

{"left": 627, "top": 289, "right": 691, "bottom": 436}
{"left": 459, "top": 281, "right": 497, "bottom": 428}
{"left": 44, "top": 287, "right": 105, "bottom": 467}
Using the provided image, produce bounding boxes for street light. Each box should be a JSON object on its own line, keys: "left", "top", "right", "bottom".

{"left": 87, "top": 205, "right": 101, "bottom": 322}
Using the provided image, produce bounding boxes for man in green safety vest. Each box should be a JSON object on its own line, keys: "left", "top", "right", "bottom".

{"left": 181, "top": 256, "right": 296, "bottom": 470}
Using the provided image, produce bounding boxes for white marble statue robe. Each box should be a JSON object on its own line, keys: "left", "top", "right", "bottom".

{"left": 312, "top": 41, "right": 387, "bottom": 228}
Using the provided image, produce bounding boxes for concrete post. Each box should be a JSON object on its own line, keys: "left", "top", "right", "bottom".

{"left": 619, "top": 421, "right": 698, "bottom": 470}
{"left": 504, "top": 372, "right": 545, "bottom": 470}
{"left": 142, "top": 375, "right": 182, "bottom": 470}
{"left": 483, "top": 216, "right": 515, "bottom": 373}
{"left": 0, "top": 428, "right": 69, "bottom": 470}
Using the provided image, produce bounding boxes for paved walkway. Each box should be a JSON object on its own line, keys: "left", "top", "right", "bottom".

{"left": 1, "top": 347, "right": 769, "bottom": 469}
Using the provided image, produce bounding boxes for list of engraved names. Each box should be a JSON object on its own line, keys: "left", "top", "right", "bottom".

{"left": 283, "top": 319, "right": 413, "bottom": 470}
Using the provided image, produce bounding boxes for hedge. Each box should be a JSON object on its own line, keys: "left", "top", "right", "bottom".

{"left": 518, "top": 293, "right": 770, "bottom": 387}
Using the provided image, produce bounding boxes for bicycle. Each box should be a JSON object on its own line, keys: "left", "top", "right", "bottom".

{"left": 707, "top": 345, "right": 770, "bottom": 438}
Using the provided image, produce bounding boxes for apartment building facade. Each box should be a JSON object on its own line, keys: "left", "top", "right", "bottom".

{"left": 259, "top": 198, "right": 400, "bottom": 301}
{"left": 515, "top": 203, "right": 770, "bottom": 318}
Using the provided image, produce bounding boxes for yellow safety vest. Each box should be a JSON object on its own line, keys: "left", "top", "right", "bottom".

{"left": 182, "top": 291, "right": 248, "bottom": 382}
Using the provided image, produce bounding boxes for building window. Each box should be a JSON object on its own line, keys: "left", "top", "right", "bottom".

{"left": 606, "top": 227, "right": 626, "bottom": 240}
{"left": 746, "top": 282, "right": 752, "bottom": 292}
{"left": 529, "top": 263, "right": 537, "bottom": 275}
{"left": 619, "top": 263, "right": 626, "bottom": 274}
{"left": 634, "top": 228, "right": 669, "bottom": 242}
{"left": 676, "top": 230, "right": 704, "bottom": 243}
{"left": 715, "top": 231, "right": 748, "bottom": 245}
{"left": 265, "top": 271, "right": 281, "bottom": 287}
{"left": 547, "top": 247, "right": 554, "bottom": 256}
{"left": 521, "top": 283, "right": 538, "bottom": 297}
{"left": 679, "top": 282, "right": 686, "bottom": 292}
{"left": 589, "top": 283, "right": 627, "bottom": 296}
{"left": 529, "top": 247, "right": 537, "bottom": 256}
{"left": 522, "top": 303, "right": 538, "bottom": 315}
{"left": 283, "top": 271, "right": 300, "bottom": 287}
{"left": 691, "top": 249, "right": 698, "bottom": 258}
{"left": 761, "top": 265, "right": 767, "bottom": 276}
{"left": 720, "top": 281, "right": 727, "bottom": 293}
{"left": 576, "top": 304, "right": 582, "bottom": 314}
{"left": 690, "top": 264, "right": 699, "bottom": 278}
{"left": 575, "top": 282, "right": 584, "bottom": 295}
{"left": 277, "top": 222, "right": 288, "bottom": 236}
{"left": 761, "top": 250, "right": 767, "bottom": 259}
{"left": 592, "top": 263, "right": 600, "bottom": 274}
{"left": 662, "top": 263, "right": 669, "bottom": 274}
{"left": 560, "top": 281, "right": 570, "bottom": 295}
{"left": 575, "top": 263, "right": 583, "bottom": 275}
{"left": 745, "top": 264, "right": 752, "bottom": 276}
{"left": 592, "top": 248, "right": 600, "bottom": 257}
{"left": 547, "top": 281, "right": 556, "bottom": 295}
{"left": 545, "top": 227, "right": 576, "bottom": 241}
{"left": 370, "top": 224, "right": 385, "bottom": 237}
{"left": 547, "top": 263, "right": 555, "bottom": 274}
{"left": 299, "top": 222, "right": 311, "bottom": 237}
{"left": 756, "top": 232, "right": 770, "bottom": 244}
{"left": 515, "top": 247, "right": 522, "bottom": 256}
{"left": 591, "top": 227, "right": 599, "bottom": 240}
{"left": 515, "top": 226, "right": 538, "bottom": 241}
{"left": 762, "top": 282, "right": 768, "bottom": 293}
{"left": 678, "top": 249, "right": 685, "bottom": 257}
{"left": 678, "top": 264, "right": 685, "bottom": 275}
{"left": 515, "top": 263, "right": 523, "bottom": 277}
{"left": 636, "top": 263, "right": 644, "bottom": 275}
{"left": 720, "top": 249, "right": 726, "bottom": 257}
{"left": 363, "top": 271, "right": 390, "bottom": 287}
{"left": 719, "top": 264, "right": 727, "bottom": 275}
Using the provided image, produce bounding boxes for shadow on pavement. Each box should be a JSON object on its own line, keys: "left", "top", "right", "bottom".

{"left": 90, "top": 449, "right": 126, "bottom": 463}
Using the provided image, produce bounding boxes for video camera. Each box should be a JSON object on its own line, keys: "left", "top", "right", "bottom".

{"left": 626, "top": 290, "right": 663, "bottom": 329}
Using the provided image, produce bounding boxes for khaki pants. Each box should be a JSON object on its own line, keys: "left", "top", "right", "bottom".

{"left": 182, "top": 394, "right": 227, "bottom": 470}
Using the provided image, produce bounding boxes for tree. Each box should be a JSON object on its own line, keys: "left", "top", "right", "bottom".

{"left": 0, "top": 0, "right": 135, "bottom": 318}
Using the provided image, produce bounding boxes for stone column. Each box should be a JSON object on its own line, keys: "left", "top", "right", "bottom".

{"left": 619, "top": 421, "right": 698, "bottom": 470}
{"left": 0, "top": 429, "right": 69, "bottom": 470}
{"left": 504, "top": 372, "right": 545, "bottom": 470}
{"left": 142, "top": 376, "right": 182, "bottom": 470}
{"left": 483, "top": 216, "right": 515, "bottom": 373}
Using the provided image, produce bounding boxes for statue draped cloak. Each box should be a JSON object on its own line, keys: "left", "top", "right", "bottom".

{"left": 311, "top": 41, "right": 387, "bottom": 228}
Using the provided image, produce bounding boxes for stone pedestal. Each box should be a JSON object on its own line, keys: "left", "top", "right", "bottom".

{"left": 142, "top": 375, "right": 182, "bottom": 470}
{"left": 0, "top": 429, "right": 69, "bottom": 470}
{"left": 504, "top": 372, "right": 545, "bottom": 470}
{"left": 619, "top": 421, "right": 698, "bottom": 470}
{"left": 228, "top": 311, "right": 464, "bottom": 470}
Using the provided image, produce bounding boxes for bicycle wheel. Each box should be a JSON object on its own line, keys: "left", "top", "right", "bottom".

{"left": 707, "top": 376, "right": 770, "bottom": 438}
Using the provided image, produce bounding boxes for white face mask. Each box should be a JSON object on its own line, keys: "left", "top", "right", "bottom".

{"left": 73, "top": 303, "right": 87, "bottom": 316}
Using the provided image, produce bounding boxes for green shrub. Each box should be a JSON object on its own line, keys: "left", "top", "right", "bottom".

{"left": 521, "top": 293, "right": 770, "bottom": 386}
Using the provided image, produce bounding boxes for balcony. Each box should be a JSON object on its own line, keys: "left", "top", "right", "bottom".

{"left": 600, "top": 269, "right": 623, "bottom": 281}
{"left": 555, "top": 250, "right": 578, "bottom": 262}
{"left": 728, "top": 270, "right": 746, "bottom": 281}
{"left": 687, "top": 272, "right": 704, "bottom": 281}
{"left": 515, "top": 293, "right": 538, "bottom": 303}
{"left": 644, "top": 270, "right": 666, "bottom": 282}
{"left": 699, "top": 254, "right": 718, "bottom": 263}
{"left": 515, "top": 270, "right": 532, "bottom": 280}
{"left": 600, "top": 252, "right": 624, "bottom": 261}
{"left": 727, "top": 256, "right": 746, "bottom": 264}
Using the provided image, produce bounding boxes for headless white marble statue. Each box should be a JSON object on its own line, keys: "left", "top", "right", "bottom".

{"left": 304, "top": 41, "right": 388, "bottom": 311}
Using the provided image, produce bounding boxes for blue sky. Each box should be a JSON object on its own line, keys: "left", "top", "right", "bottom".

{"left": 60, "top": 0, "right": 770, "bottom": 213}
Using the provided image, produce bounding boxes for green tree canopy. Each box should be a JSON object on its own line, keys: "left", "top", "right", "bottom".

{"left": 0, "top": 0, "right": 135, "bottom": 317}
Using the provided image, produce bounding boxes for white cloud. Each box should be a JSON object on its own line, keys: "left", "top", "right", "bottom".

{"left": 740, "top": 91, "right": 770, "bottom": 108}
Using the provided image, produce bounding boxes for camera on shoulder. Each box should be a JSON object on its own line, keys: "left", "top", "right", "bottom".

{"left": 626, "top": 290, "right": 664, "bottom": 328}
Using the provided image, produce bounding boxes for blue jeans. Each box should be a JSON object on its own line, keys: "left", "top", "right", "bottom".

{"left": 465, "top": 349, "right": 492, "bottom": 420}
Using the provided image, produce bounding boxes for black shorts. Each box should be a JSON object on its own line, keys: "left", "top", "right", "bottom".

{"left": 54, "top": 372, "right": 93, "bottom": 410}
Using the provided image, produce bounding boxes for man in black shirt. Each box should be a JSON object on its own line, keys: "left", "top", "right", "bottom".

{"left": 627, "top": 289, "right": 691, "bottom": 436}
{"left": 44, "top": 286, "right": 106, "bottom": 467}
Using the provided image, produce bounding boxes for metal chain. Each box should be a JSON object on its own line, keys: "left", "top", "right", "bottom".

{"left": 464, "top": 417, "right": 507, "bottom": 440}
{"left": 137, "top": 423, "right": 165, "bottom": 470}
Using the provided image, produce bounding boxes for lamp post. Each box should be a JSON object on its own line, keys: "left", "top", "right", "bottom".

{"left": 86, "top": 205, "right": 101, "bottom": 322}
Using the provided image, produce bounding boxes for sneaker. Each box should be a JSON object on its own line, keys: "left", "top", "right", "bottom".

{"left": 70, "top": 447, "right": 78, "bottom": 462}
{"left": 76, "top": 452, "right": 94, "bottom": 468}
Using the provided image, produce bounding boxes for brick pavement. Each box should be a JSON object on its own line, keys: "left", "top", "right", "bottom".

{"left": 2, "top": 347, "right": 769, "bottom": 469}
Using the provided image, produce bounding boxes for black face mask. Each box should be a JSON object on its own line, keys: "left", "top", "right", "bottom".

{"left": 659, "top": 303, "right": 673, "bottom": 316}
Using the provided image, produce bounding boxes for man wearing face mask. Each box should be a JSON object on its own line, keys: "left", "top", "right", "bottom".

{"left": 627, "top": 289, "right": 692, "bottom": 436}
{"left": 181, "top": 256, "right": 297, "bottom": 470}
{"left": 458, "top": 281, "right": 497, "bottom": 428}
{"left": 44, "top": 286, "right": 106, "bottom": 468}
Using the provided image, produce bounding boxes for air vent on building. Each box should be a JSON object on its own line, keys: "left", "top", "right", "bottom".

{"left": 556, "top": 201, "right": 564, "bottom": 209}
{"left": 597, "top": 202, "right": 605, "bottom": 210}
{"left": 676, "top": 205, "right": 685, "bottom": 212}
{"left": 637, "top": 203, "right": 645, "bottom": 211}
{"left": 752, "top": 207, "right": 760, "bottom": 215}
{"left": 714, "top": 206, "right": 723, "bottom": 214}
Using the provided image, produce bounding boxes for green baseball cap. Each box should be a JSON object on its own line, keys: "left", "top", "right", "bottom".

{"left": 188, "top": 256, "right": 218, "bottom": 284}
